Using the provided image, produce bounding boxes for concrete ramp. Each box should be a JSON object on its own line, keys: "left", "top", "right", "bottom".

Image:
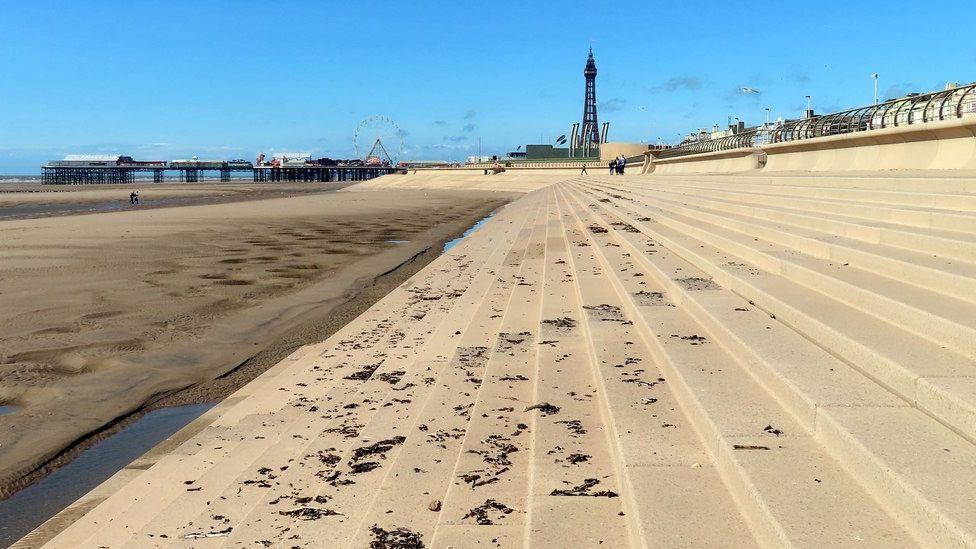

{"left": 356, "top": 171, "right": 575, "bottom": 193}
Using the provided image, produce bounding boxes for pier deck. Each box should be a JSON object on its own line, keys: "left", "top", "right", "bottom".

{"left": 19, "top": 173, "right": 976, "bottom": 548}
{"left": 41, "top": 165, "right": 399, "bottom": 185}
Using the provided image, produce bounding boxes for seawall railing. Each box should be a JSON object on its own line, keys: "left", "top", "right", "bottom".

{"left": 657, "top": 129, "right": 760, "bottom": 159}
{"left": 774, "top": 83, "right": 976, "bottom": 142}
{"left": 656, "top": 82, "right": 976, "bottom": 159}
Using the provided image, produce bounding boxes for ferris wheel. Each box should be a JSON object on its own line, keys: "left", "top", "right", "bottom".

{"left": 353, "top": 116, "right": 405, "bottom": 165}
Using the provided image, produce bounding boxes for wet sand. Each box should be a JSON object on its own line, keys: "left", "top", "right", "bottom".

{"left": 0, "top": 183, "right": 516, "bottom": 498}
{"left": 0, "top": 181, "right": 355, "bottom": 220}
{"left": 0, "top": 403, "right": 213, "bottom": 547}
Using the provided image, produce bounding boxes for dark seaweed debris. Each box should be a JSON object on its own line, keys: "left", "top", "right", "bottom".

{"left": 550, "top": 478, "right": 619, "bottom": 497}
{"left": 541, "top": 317, "right": 576, "bottom": 329}
{"left": 462, "top": 499, "right": 515, "bottom": 525}
{"left": 369, "top": 525, "right": 425, "bottom": 548}
{"left": 344, "top": 361, "right": 383, "bottom": 381}
{"left": 524, "top": 402, "right": 561, "bottom": 416}
{"left": 278, "top": 506, "right": 341, "bottom": 520}
{"left": 351, "top": 436, "right": 407, "bottom": 463}
{"left": 567, "top": 453, "right": 591, "bottom": 464}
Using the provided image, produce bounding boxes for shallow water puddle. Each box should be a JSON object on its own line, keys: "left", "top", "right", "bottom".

{"left": 0, "top": 402, "right": 213, "bottom": 546}
{"left": 444, "top": 211, "right": 497, "bottom": 252}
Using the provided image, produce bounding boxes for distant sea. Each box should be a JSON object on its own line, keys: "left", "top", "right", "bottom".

{"left": 0, "top": 175, "right": 42, "bottom": 184}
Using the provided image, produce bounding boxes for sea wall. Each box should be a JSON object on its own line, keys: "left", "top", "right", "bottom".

{"left": 647, "top": 148, "right": 764, "bottom": 175}
{"left": 599, "top": 142, "right": 651, "bottom": 162}
{"left": 760, "top": 116, "right": 976, "bottom": 172}
{"left": 645, "top": 116, "right": 976, "bottom": 175}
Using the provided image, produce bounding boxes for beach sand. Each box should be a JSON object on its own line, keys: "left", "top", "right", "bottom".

{"left": 0, "top": 183, "right": 515, "bottom": 496}
{"left": 0, "top": 181, "right": 358, "bottom": 220}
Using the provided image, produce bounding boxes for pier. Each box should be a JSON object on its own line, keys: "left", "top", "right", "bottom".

{"left": 252, "top": 165, "right": 399, "bottom": 182}
{"left": 40, "top": 156, "right": 400, "bottom": 185}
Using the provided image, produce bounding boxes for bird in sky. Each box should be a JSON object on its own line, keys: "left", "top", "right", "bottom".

{"left": 740, "top": 87, "right": 761, "bottom": 94}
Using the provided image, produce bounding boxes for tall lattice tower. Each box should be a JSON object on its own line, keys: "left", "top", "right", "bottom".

{"left": 580, "top": 48, "right": 600, "bottom": 146}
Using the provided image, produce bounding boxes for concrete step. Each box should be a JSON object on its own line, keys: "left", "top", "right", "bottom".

{"left": 558, "top": 186, "right": 917, "bottom": 547}
{"left": 429, "top": 191, "right": 554, "bottom": 547}
{"left": 579, "top": 182, "right": 976, "bottom": 442}
{"left": 596, "top": 186, "right": 976, "bottom": 360}
{"left": 549, "top": 190, "right": 757, "bottom": 547}
{"left": 661, "top": 179, "right": 976, "bottom": 212}
{"left": 659, "top": 181, "right": 976, "bottom": 244}
{"left": 519, "top": 194, "right": 632, "bottom": 547}
{"left": 570, "top": 183, "right": 976, "bottom": 546}
{"left": 642, "top": 173, "right": 976, "bottom": 194}
{"left": 658, "top": 181, "right": 976, "bottom": 245}
{"left": 599, "top": 182, "right": 976, "bottom": 303}
{"left": 601, "top": 179, "right": 976, "bottom": 263}
{"left": 346, "top": 198, "right": 553, "bottom": 548}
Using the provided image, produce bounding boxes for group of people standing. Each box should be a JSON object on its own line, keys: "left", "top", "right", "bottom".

{"left": 609, "top": 155, "right": 627, "bottom": 175}
{"left": 579, "top": 155, "right": 629, "bottom": 176}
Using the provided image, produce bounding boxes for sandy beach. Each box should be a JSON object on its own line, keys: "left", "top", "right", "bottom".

{"left": 0, "top": 182, "right": 515, "bottom": 497}
{"left": 0, "top": 181, "right": 360, "bottom": 220}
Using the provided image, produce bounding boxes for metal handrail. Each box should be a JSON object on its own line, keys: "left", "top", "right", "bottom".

{"left": 656, "top": 129, "right": 760, "bottom": 159}
{"left": 774, "top": 82, "right": 976, "bottom": 143}
{"left": 660, "top": 82, "right": 976, "bottom": 158}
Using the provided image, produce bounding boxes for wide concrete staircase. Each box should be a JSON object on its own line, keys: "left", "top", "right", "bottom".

{"left": 24, "top": 174, "right": 976, "bottom": 548}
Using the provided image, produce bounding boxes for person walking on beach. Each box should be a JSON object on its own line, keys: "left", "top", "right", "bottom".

{"left": 129, "top": 191, "right": 137, "bottom": 205}
{"left": 617, "top": 155, "right": 626, "bottom": 175}
{"left": 609, "top": 158, "right": 617, "bottom": 175}
{"left": 580, "top": 163, "right": 588, "bottom": 175}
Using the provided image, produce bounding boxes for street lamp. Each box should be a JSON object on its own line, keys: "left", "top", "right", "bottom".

{"left": 764, "top": 107, "right": 770, "bottom": 126}
{"left": 872, "top": 73, "right": 879, "bottom": 104}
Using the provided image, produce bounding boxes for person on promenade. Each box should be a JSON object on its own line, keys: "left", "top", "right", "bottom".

{"left": 609, "top": 159, "right": 617, "bottom": 175}
{"left": 580, "top": 163, "right": 588, "bottom": 175}
{"left": 617, "top": 156, "right": 626, "bottom": 175}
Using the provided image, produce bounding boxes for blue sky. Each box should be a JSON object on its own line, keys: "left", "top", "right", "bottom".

{"left": 1, "top": 0, "right": 970, "bottom": 173}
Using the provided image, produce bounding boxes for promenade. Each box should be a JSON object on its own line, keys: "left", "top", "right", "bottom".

{"left": 20, "top": 172, "right": 976, "bottom": 548}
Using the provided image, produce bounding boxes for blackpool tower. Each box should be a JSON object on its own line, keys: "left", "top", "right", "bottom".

{"left": 580, "top": 48, "right": 600, "bottom": 146}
